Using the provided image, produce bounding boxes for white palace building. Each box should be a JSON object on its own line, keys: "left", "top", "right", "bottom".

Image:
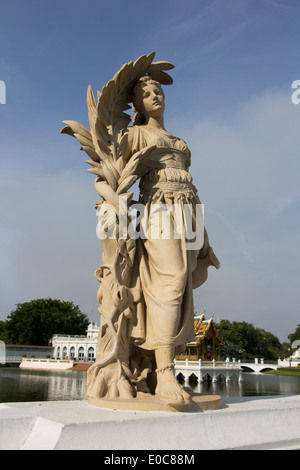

{"left": 50, "top": 323, "right": 99, "bottom": 362}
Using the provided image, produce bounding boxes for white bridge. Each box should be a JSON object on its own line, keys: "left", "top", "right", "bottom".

{"left": 174, "top": 358, "right": 279, "bottom": 383}
{"left": 237, "top": 358, "right": 279, "bottom": 373}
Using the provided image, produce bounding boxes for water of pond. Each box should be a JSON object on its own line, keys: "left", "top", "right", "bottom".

{"left": 1, "top": 367, "right": 300, "bottom": 403}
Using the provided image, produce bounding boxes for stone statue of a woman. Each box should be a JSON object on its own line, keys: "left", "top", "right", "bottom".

{"left": 61, "top": 53, "right": 220, "bottom": 410}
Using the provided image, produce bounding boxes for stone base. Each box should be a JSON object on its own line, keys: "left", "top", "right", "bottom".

{"left": 88, "top": 391, "right": 222, "bottom": 412}
{"left": 2, "top": 395, "right": 300, "bottom": 449}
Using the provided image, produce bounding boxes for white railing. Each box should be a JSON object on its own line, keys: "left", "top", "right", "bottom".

{"left": 174, "top": 359, "right": 242, "bottom": 369}
{"left": 174, "top": 358, "right": 243, "bottom": 383}
{"left": 19, "top": 358, "right": 74, "bottom": 370}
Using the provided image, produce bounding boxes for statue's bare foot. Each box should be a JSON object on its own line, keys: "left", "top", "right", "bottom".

{"left": 155, "top": 366, "right": 190, "bottom": 404}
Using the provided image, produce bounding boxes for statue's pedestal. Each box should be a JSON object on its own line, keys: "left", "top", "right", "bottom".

{"left": 88, "top": 391, "right": 222, "bottom": 412}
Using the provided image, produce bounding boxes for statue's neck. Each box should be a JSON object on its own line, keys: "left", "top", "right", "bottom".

{"left": 144, "top": 115, "right": 165, "bottom": 131}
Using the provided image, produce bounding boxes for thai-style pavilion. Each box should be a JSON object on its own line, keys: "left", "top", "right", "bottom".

{"left": 176, "top": 312, "right": 224, "bottom": 361}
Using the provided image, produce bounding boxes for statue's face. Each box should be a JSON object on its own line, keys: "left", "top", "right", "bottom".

{"left": 140, "top": 82, "right": 165, "bottom": 118}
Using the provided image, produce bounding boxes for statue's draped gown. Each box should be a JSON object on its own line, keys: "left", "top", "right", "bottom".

{"left": 119, "top": 125, "right": 217, "bottom": 356}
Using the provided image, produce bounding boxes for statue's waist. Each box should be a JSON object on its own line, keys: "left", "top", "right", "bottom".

{"left": 140, "top": 173, "right": 196, "bottom": 194}
{"left": 141, "top": 167, "right": 193, "bottom": 184}
{"left": 146, "top": 147, "right": 188, "bottom": 166}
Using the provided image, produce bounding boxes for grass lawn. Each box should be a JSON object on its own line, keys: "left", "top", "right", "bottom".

{"left": 264, "top": 367, "right": 300, "bottom": 377}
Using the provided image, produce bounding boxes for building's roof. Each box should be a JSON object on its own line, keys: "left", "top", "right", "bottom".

{"left": 188, "top": 312, "right": 223, "bottom": 346}
{"left": 195, "top": 316, "right": 213, "bottom": 337}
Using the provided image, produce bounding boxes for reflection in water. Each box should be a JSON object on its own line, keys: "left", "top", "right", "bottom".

{"left": 190, "top": 379, "right": 244, "bottom": 397}
{"left": 0, "top": 368, "right": 86, "bottom": 402}
{"left": 188, "top": 372, "right": 300, "bottom": 397}
{"left": 0, "top": 368, "right": 300, "bottom": 402}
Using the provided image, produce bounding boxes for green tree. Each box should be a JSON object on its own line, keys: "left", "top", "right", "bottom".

{"left": 4, "top": 298, "right": 90, "bottom": 345}
{"left": 216, "top": 319, "right": 283, "bottom": 361}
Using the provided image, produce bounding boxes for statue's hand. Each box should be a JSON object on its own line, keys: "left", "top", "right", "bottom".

{"left": 94, "top": 179, "right": 120, "bottom": 211}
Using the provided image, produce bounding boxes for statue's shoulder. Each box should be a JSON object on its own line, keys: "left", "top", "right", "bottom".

{"left": 118, "top": 125, "right": 142, "bottom": 159}
{"left": 119, "top": 125, "right": 144, "bottom": 152}
{"left": 122, "top": 124, "right": 143, "bottom": 138}
{"left": 120, "top": 125, "right": 137, "bottom": 140}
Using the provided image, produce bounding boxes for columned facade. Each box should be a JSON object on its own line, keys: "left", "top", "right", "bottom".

{"left": 51, "top": 323, "right": 99, "bottom": 362}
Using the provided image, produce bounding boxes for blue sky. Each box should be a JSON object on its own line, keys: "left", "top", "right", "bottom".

{"left": 1, "top": 0, "right": 300, "bottom": 342}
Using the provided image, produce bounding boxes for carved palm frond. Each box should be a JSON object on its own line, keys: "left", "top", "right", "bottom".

{"left": 116, "top": 145, "right": 157, "bottom": 195}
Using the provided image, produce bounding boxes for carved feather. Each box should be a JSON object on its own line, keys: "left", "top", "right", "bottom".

{"left": 117, "top": 145, "right": 157, "bottom": 195}
{"left": 148, "top": 61, "right": 174, "bottom": 85}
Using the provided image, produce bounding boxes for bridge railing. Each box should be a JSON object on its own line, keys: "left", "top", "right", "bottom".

{"left": 174, "top": 358, "right": 278, "bottom": 370}
{"left": 174, "top": 359, "right": 242, "bottom": 369}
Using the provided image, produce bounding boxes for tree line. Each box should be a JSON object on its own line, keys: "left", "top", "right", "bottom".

{"left": 0, "top": 299, "right": 299, "bottom": 361}
{"left": 215, "top": 319, "right": 299, "bottom": 361}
